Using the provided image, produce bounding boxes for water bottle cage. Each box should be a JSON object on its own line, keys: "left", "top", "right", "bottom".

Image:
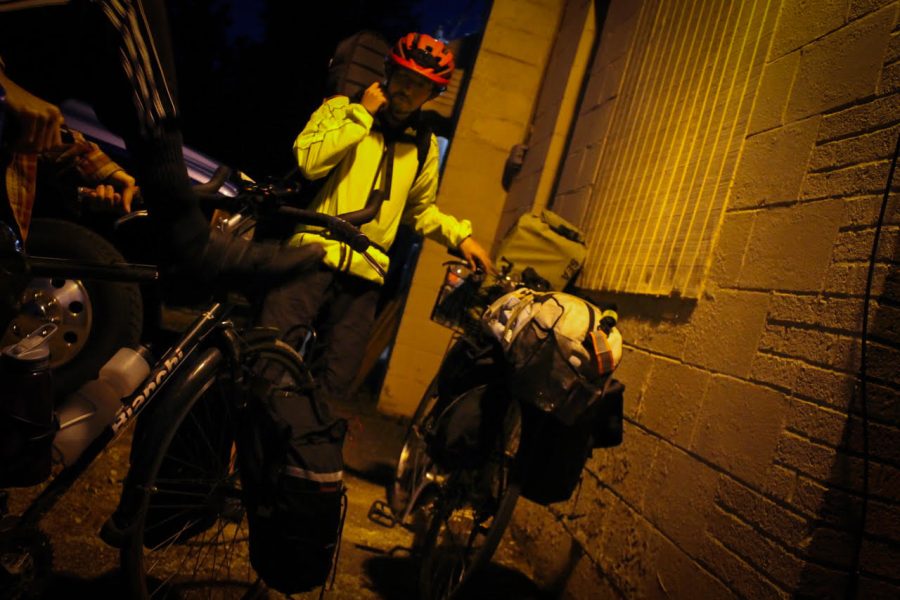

{"left": 1, "top": 408, "right": 59, "bottom": 442}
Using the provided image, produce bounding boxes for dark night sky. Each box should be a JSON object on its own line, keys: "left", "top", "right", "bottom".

{"left": 168, "top": 0, "right": 490, "bottom": 177}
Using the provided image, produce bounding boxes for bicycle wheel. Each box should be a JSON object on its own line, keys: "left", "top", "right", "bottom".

{"left": 387, "top": 375, "right": 440, "bottom": 520}
{"left": 418, "top": 401, "right": 522, "bottom": 600}
{"left": 390, "top": 340, "right": 502, "bottom": 522}
{"left": 119, "top": 338, "right": 308, "bottom": 599}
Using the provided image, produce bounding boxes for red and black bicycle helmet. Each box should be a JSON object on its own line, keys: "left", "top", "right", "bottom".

{"left": 388, "top": 33, "right": 455, "bottom": 89}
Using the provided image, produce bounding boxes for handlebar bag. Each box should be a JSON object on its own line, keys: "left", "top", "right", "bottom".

{"left": 238, "top": 374, "right": 347, "bottom": 594}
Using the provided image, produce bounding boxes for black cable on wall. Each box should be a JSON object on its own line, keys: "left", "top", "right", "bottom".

{"left": 845, "top": 126, "right": 900, "bottom": 599}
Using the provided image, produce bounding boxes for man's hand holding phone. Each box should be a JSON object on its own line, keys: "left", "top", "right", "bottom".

{"left": 361, "top": 82, "right": 388, "bottom": 116}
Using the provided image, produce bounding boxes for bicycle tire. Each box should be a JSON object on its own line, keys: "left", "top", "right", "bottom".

{"left": 387, "top": 374, "right": 440, "bottom": 520}
{"left": 119, "top": 337, "right": 308, "bottom": 599}
{"left": 390, "top": 339, "right": 502, "bottom": 522}
{"left": 418, "top": 402, "right": 522, "bottom": 600}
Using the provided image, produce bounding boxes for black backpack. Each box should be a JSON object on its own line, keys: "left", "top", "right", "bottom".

{"left": 326, "top": 30, "right": 391, "bottom": 99}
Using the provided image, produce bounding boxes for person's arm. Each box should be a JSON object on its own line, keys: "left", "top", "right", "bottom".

{"left": 0, "top": 67, "right": 63, "bottom": 153}
{"left": 292, "top": 83, "right": 386, "bottom": 180}
{"left": 401, "top": 137, "right": 495, "bottom": 273}
{"left": 458, "top": 235, "right": 494, "bottom": 273}
{"left": 45, "top": 128, "right": 138, "bottom": 213}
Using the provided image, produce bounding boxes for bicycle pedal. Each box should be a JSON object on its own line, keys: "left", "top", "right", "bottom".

{"left": 367, "top": 499, "right": 396, "bottom": 528}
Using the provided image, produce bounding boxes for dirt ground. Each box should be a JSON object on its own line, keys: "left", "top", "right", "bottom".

{"left": 3, "top": 395, "right": 545, "bottom": 599}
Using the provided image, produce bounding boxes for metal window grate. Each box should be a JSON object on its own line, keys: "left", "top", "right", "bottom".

{"left": 572, "top": 0, "right": 778, "bottom": 297}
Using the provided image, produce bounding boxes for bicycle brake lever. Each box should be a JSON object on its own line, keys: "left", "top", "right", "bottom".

{"left": 360, "top": 251, "right": 387, "bottom": 279}
{"left": 114, "top": 209, "right": 149, "bottom": 230}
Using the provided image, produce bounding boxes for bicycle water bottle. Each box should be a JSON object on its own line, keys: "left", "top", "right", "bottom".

{"left": 53, "top": 346, "right": 151, "bottom": 466}
{"left": 0, "top": 324, "right": 57, "bottom": 487}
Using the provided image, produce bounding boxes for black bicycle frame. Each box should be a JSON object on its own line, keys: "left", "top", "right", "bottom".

{"left": 15, "top": 255, "right": 237, "bottom": 531}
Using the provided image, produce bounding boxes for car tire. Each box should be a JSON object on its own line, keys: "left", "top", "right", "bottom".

{"left": 2, "top": 219, "right": 143, "bottom": 396}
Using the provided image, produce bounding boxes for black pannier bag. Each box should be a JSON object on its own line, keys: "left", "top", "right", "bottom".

{"left": 425, "top": 341, "right": 508, "bottom": 470}
{"left": 238, "top": 374, "right": 347, "bottom": 594}
{"left": 515, "top": 379, "right": 624, "bottom": 505}
{"left": 590, "top": 379, "right": 625, "bottom": 448}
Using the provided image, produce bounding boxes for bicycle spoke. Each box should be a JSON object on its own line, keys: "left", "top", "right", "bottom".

{"left": 123, "top": 341, "right": 310, "bottom": 599}
{"left": 187, "top": 518, "right": 224, "bottom": 588}
{"left": 155, "top": 452, "right": 220, "bottom": 478}
{"left": 144, "top": 509, "right": 205, "bottom": 541}
{"left": 221, "top": 513, "right": 249, "bottom": 584}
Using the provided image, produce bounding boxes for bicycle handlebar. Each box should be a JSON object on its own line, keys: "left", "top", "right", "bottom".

{"left": 75, "top": 172, "right": 374, "bottom": 254}
{"left": 74, "top": 171, "right": 381, "bottom": 272}
{"left": 196, "top": 181, "right": 374, "bottom": 253}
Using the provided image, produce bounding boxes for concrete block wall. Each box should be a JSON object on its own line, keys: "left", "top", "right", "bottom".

{"left": 513, "top": 0, "right": 900, "bottom": 597}
{"left": 492, "top": 0, "right": 596, "bottom": 248}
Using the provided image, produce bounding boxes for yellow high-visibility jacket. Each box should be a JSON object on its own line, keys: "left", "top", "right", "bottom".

{"left": 290, "top": 96, "right": 473, "bottom": 284}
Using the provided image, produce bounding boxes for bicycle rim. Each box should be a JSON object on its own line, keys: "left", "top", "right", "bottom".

{"left": 388, "top": 375, "right": 440, "bottom": 520}
{"left": 418, "top": 402, "right": 522, "bottom": 600}
{"left": 121, "top": 339, "right": 308, "bottom": 599}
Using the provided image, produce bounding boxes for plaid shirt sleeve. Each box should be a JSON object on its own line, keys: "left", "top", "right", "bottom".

{"left": 5, "top": 128, "right": 125, "bottom": 241}
{"left": 47, "top": 128, "right": 124, "bottom": 183}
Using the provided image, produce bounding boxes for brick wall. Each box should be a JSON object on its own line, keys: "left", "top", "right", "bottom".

{"left": 516, "top": 0, "right": 900, "bottom": 597}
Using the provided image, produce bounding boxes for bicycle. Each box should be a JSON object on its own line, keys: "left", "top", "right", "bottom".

{"left": 0, "top": 172, "right": 384, "bottom": 599}
{"left": 387, "top": 261, "right": 625, "bottom": 600}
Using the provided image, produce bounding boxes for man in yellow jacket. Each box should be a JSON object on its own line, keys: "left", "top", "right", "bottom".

{"left": 258, "top": 32, "right": 493, "bottom": 405}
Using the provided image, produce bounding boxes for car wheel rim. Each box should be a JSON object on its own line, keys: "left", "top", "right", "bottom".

{"left": 3, "top": 277, "right": 93, "bottom": 369}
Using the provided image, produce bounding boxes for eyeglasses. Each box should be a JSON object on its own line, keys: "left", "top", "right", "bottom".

{"left": 390, "top": 70, "right": 434, "bottom": 94}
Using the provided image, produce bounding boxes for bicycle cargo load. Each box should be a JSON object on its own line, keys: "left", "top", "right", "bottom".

{"left": 482, "top": 288, "right": 623, "bottom": 424}
{"left": 239, "top": 373, "right": 347, "bottom": 594}
{"left": 494, "top": 210, "right": 586, "bottom": 291}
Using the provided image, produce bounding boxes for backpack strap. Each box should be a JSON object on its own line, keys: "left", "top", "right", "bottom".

{"left": 378, "top": 112, "right": 432, "bottom": 182}
{"left": 414, "top": 122, "right": 432, "bottom": 181}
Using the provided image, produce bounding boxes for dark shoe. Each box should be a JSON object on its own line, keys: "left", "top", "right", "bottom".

{"left": 190, "top": 230, "right": 324, "bottom": 286}
{"left": 99, "top": 511, "right": 130, "bottom": 548}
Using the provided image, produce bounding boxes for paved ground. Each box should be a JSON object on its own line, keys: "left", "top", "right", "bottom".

{"left": 4, "top": 392, "right": 544, "bottom": 599}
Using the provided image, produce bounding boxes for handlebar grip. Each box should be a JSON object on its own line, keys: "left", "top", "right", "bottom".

{"left": 193, "top": 165, "right": 232, "bottom": 194}
{"left": 76, "top": 186, "right": 145, "bottom": 213}
{"left": 275, "top": 207, "right": 370, "bottom": 252}
{"left": 324, "top": 215, "right": 370, "bottom": 252}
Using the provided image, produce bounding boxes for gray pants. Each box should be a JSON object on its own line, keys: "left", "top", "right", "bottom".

{"left": 258, "top": 266, "right": 380, "bottom": 405}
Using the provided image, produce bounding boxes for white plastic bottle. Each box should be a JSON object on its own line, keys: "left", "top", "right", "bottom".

{"left": 53, "top": 346, "right": 151, "bottom": 466}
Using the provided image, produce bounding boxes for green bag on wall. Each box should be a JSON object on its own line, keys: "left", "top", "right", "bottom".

{"left": 494, "top": 209, "right": 586, "bottom": 291}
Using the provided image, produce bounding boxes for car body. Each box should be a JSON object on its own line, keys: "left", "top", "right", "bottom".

{"left": 60, "top": 99, "right": 241, "bottom": 196}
